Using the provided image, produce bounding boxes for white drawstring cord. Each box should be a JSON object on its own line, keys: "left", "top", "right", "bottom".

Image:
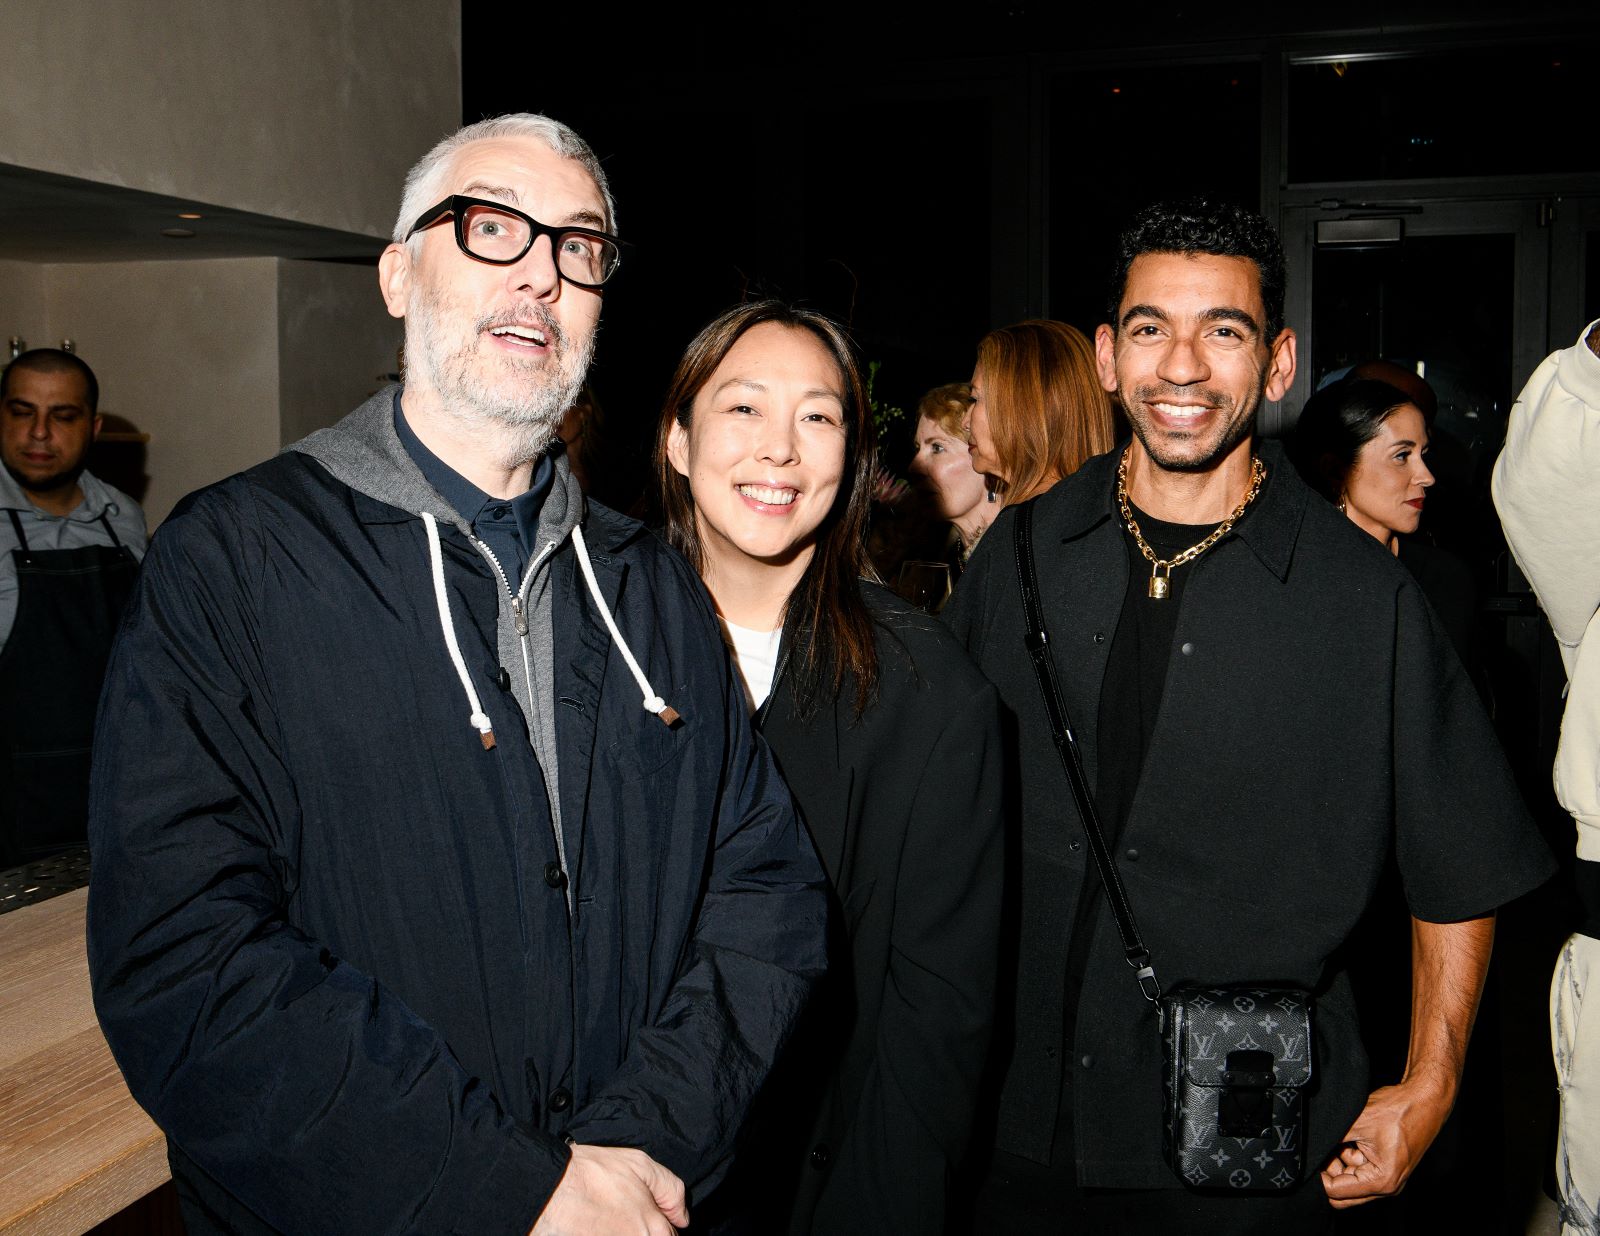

{"left": 571, "top": 524, "right": 680, "bottom": 726}
{"left": 421, "top": 512, "right": 497, "bottom": 749}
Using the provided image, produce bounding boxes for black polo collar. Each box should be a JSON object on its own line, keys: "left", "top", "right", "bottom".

{"left": 392, "top": 394, "right": 553, "bottom": 544}
{"left": 1049, "top": 437, "right": 1307, "bottom": 584}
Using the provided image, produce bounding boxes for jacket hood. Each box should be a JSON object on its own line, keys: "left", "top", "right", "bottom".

{"left": 283, "top": 387, "right": 675, "bottom": 750}
{"left": 285, "top": 387, "right": 585, "bottom": 552}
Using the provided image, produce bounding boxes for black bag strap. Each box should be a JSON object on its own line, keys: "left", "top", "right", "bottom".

{"left": 7, "top": 508, "right": 30, "bottom": 555}
{"left": 1013, "top": 502, "right": 1161, "bottom": 1003}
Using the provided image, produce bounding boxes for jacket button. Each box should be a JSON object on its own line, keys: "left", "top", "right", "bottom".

{"left": 1181, "top": 641, "right": 1194, "bottom": 655}
{"left": 1125, "top": 847, "right": 1139, "bottom": 861}
{"left": 543, "top": 862, "right": 567, "bottom": 889}
{"left": 810, "top": 1143, "right": 831, "bottom": 1169}
{"left": 497, "top": 667, "right": 512, "bottom": 691}
{"left": 549, "top": 1087, "right": 572, "bottom": 1113}
{"left": 1080, "top": 1054, "right": 1094, "bottom": 1069}
{"left": 1045, "top": 1046, "right": 1058, "bottom": 1059}
{"left": 1069, "top": 839, "right": 1082, "bottom": 851}
{"left": 1093, "top": 632, "right": 1106, "bottom": 644}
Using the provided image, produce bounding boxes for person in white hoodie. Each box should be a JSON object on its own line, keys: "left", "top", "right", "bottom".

{"left": 1493, "top": 317, "right": 1600, "bottom": 1236}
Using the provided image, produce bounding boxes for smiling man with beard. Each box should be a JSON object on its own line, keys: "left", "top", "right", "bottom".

{"left": 945, "top": 200, "right": 1552, "bottom": 1233}
{"left": 86, "top": 114, "right": 828, "bottom": 1236}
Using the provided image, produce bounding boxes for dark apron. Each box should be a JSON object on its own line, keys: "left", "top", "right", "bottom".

{"left": 0, "top": 507, "right": 139, "bottom": 866}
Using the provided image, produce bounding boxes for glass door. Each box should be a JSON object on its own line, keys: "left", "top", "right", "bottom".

{"left": 1277, "top": 196, "right": 1549, "bottom": 564}
{"left": 1277, "top": 197, "right": 1547, "bottom": 446}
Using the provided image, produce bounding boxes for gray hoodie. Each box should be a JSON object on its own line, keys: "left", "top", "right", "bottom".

{"left": 289, "top": 388, "right": 584, "bottom": 876}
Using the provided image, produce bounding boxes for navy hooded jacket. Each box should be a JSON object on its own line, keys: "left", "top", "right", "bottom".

{"left": 86, "top": 393, "right": 829, "bottom": 1234}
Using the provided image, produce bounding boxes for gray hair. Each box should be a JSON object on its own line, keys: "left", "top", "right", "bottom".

{"left": 392, "top": 113, "right": 617, "bottom": 252}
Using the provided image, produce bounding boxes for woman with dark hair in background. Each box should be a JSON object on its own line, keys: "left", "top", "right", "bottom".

{"left": 1290, "top": 376, "right": 1476, "bottom": 667}
{"left": 655, "top": 300, "right": 1002, "bottom": 1234}
{"left": 967, "top": 318, "right": 1116, "bottom": 504}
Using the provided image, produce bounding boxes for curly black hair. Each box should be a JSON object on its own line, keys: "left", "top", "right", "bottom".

{"left": 1107, "top": 200, "right": 1287, "bottom": 344}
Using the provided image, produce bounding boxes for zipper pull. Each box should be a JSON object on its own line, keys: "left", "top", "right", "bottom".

{"left": 512, "top": 595, "right": 528, "bottom": 637}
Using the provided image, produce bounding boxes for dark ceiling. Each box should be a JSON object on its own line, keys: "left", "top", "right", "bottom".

{"left": 456, "top": 1, "right": 1599, "bottom": 504}
{"left": 0, "top": 163, "right": 384, "bottom": 265}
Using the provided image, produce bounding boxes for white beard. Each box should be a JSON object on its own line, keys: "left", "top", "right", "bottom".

{"left": 405, "top": 282, "right": 595, "bottom": 468}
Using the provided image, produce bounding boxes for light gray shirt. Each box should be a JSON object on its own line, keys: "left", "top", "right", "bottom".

{"left": 0, "top": 467, "right": 148, "bottom": 650}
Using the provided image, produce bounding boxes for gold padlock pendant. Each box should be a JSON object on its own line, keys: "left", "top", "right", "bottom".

{"left": 1148, "top": 568, "right": 1170, "bottom": 600}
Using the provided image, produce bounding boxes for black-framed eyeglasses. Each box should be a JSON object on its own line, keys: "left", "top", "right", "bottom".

{"left": 404, "top": 194, "right": 624, "bottom": 288}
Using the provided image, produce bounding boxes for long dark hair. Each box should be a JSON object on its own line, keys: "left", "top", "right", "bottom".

{"left": 654, "top": 300, "right": 879, "bottom": 719}
{"left": 1289, "top": 378, "right": 1415, "bottom": 502}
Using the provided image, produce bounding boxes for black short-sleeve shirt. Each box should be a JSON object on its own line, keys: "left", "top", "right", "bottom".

{"left": 942, "top": 440, "right": 1555, "bottom": 1189}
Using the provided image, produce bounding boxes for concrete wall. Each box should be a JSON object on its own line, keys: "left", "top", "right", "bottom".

{"left": 43, "top": 259, "right": 282, "bottom": 524}
{"left": 1, "top": 0, "right": 460, "bottom": 239}
{"left": 0, "top": 262, "right": 49, "bottom": 350}
{"left": 277, "top": 261, "right": 401, "bottom": 445}
{"left": 23, "top": 258, "right": 401, "bottom": 525}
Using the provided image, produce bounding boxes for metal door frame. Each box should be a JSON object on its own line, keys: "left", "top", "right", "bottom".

{"left": 1550, "top": 194, "right": 1600, "bottom": 343}
{"left": 1273, "top": 194, "right": 1550, "bottom": 436}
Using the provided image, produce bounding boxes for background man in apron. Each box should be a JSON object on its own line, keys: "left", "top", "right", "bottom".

{"left": 1, "top": 349, "right": 145, "bottom": 867}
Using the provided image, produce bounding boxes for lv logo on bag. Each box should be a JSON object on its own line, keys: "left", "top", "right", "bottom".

{"left": 1161, "top": 985, "right": 1313, "bottom": 1191}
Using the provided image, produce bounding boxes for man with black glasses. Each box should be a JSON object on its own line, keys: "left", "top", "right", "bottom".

{"left": 88, "top": 114, "right": 827, "bottom": 1236}
{"left": 946, "top": 199, "right": 1552, "bottom": 1232}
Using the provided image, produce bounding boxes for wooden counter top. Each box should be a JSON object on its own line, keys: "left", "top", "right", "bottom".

{"left": 0, "top": 889, "right": 169, "bottom": 1234}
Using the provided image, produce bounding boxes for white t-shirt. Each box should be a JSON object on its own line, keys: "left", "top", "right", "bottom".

{"left": 719, "top": 619, "right": 783, "bottom": 714}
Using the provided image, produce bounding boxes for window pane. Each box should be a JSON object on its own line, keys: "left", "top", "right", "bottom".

{"left": 1048, "top": 63, "right": 1260, "bottom": 335}
{"left": 1288, "top": 44, "right": 1600, "bottom": 183}
{"left": 803, "top": 97, "right": 993, "bottom": 405}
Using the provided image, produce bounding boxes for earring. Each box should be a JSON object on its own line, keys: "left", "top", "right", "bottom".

{"left": 1337, "top": 492, "right": 1347, "bottom": 514}
{"left": 986, "top": 484, "right": 1000, "bottom": 503}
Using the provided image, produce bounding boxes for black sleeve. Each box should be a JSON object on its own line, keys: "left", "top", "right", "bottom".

{"left": 562, "top": 557, "right": 831, "bottom": 1195}
{"left": 942, "top": 505, "right": 1014, "bottom": 654}
{"left": 811, "top": 673, "right": 1004, "bottom": 1231}
{"left": 1390, "top": 576, "right": 1556, "bottom": 921}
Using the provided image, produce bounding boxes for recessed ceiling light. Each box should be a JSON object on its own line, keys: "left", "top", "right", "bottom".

{"left": 161, "top": 227, "right": 196, "bottom": 239}
{"left": 177, "top": 212, "right": 203, "bottom": 220}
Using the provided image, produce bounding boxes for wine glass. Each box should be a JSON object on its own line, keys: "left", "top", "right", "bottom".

{"left": 897, "top": 560, "right": 953, "bottom": 613}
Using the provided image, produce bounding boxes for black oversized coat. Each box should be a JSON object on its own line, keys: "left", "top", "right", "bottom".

{"left": 751, "top": 583, "right": 1003, "bottom": 1234}
{"left": 943, "top": 441, "right": 1554, "bottom": 1189}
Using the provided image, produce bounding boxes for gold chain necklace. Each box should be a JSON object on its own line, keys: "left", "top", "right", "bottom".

{"left": 1116, "top": 449, "right": 1266, "bottom": 600}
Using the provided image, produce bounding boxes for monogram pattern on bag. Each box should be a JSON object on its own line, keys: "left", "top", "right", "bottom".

{"left": 1162, "top": 986, "right": 1313, "bottom": 1191}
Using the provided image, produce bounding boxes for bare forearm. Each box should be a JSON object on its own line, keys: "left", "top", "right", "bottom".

{"left": 1321, "top": 912, "right": 1496, "bottom": 1204}
{"left": 1402, "top": 912, "right": 1495, "bottom": 1104}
